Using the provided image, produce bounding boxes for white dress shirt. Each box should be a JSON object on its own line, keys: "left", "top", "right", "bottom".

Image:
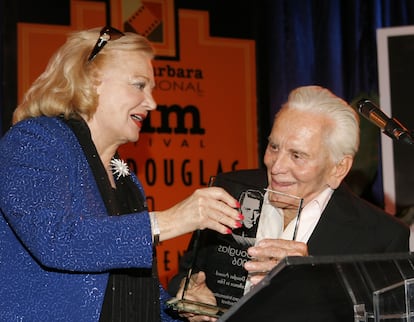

{"left": 256, "top": 187, "right": 334, "bottom": 243}
{"left": 244, "top": 187, "right": 334, "bottom": 294}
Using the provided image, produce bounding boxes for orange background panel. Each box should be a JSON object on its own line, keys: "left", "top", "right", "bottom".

{"left": 119, "top": 9, "right": 257, "bottom": 286}
{"left": 17, "top": 0, "right": 258, "bottom": 289}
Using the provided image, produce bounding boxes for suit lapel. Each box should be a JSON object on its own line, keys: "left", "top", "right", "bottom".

{"left": 307, "top": 184, "right": 360, "bottom": 255}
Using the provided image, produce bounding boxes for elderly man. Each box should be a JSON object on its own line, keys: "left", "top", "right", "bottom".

{"left": 169, "top": 85, "right": 409, "bottom": 322}
{"left": 244, "top": 85, "right": 408, "bottom": 284}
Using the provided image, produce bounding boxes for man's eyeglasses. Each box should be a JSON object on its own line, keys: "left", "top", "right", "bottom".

{"left": 88, "top": 26, "right": 125, "bottom": 62}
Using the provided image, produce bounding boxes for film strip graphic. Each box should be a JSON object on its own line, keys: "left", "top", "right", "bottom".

{"left": 125, "top": 4, "right": 161, "bottom": 38}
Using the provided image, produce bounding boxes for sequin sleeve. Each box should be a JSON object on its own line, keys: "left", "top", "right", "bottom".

{"left": 0, "top": 117, "right": 154, "bottom": 272}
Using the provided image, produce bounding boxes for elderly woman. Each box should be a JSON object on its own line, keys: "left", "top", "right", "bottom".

{"left": 0, "top": 26, "right": 242, "bottom": 322}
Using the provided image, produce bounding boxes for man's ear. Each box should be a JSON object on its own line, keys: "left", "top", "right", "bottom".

{"left": 328, "top": 156, "right": 353, "bottom": 189}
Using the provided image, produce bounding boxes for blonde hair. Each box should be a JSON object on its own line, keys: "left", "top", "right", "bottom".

{"left": 13, "top": 27, "right": 154, "bottom": 124}
{"left": 277, "top": 85, "right": 360, "bottom": 163}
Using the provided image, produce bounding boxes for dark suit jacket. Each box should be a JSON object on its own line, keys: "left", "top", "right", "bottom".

{"left": 168, "top": 168, "right": 410, "bottom": 320}
{"left": 213, "top": 168, "right": 409, "bottom": 256}
{"left": 308, "top": 181, "right": 409, "bottom": 255}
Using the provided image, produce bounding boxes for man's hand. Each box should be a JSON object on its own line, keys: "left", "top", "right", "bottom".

{"left": 177, "top": 271, "right": 218, "bottom": 322}
{"left": 244, "top": 238, "right": 308, "bottom": 285}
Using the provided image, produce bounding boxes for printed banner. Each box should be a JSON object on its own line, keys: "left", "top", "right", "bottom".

{"left": 17, "top": 0, "right": 258, "bottom": 287}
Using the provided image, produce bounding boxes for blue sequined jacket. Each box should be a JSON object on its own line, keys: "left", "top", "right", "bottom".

{"left": 0, "top": 117, "right": 176, "bottom": 321}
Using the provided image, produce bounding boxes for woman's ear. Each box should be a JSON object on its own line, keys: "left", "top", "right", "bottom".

{"left": 327, "top": 156, "right": 353, "bottom": 189}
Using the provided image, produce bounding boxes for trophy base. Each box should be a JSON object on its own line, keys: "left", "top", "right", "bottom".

{"left": 166, "top": 297, "right": 228, "bottom": 318}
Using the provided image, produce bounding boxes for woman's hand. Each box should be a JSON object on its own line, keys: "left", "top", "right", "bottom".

{"left": 156, "top": 187, "right": 242, "bottom": 241}
{"left": 244, "top": 238, "right": 308, "bottom": 285}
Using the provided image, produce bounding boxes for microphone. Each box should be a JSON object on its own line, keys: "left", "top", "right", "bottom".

{"left": 356, "top": 99, "right": 414, "bottom": 145}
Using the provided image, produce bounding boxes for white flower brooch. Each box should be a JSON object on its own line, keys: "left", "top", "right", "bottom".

{"left": 110, "top": 158, "right": 130, "bottom": 179}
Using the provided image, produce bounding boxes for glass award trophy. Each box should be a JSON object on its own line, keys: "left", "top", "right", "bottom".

{"left": 264, "top": 188, "right": 304, "bottom": 241}
{"left": 166, "top": 172, "right": 304, "bottom": 318}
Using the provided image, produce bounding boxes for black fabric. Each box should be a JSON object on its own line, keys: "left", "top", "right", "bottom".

{"left": 63, "top": 117, "right": 161, "bottom": 322}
